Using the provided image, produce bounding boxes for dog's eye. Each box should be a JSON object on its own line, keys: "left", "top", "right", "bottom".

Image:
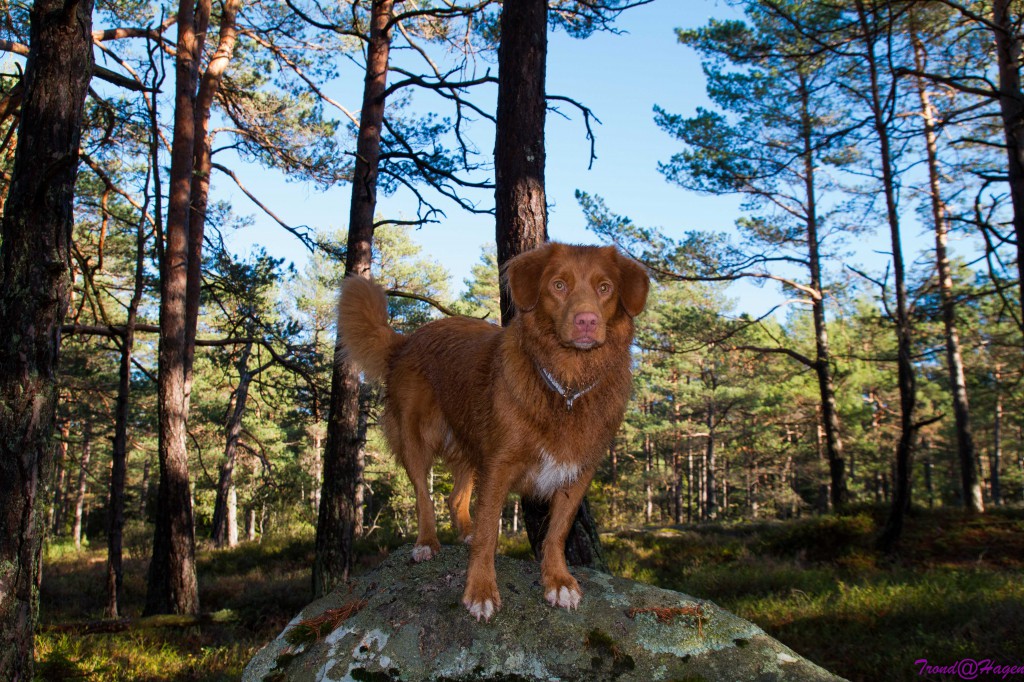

{"left": 598, "top": 282, "right": 613, "bottom": 295}
{"left": 552, "top": 280, "right": 566, "bottom": 292}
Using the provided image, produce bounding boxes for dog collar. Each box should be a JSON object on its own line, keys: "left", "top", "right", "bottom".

{"left": 537, "top": 365, "right": 599, "bottom": 412}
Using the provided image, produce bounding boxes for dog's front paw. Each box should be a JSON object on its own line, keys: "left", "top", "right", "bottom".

{"left": 543, "top": 573, "right": 582, "bottom": 610}
{"left": 462, "top": 578, "right": 502, "bottom": 622}
{"left": 411, "top": 541, "right": 440, "bottom": 562}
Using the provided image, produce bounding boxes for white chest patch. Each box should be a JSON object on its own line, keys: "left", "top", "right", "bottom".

{"left": 530, "top": 449, "right": 580, "bottom": 499}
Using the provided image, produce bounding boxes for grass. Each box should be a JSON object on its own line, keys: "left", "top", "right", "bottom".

{"left": 34, "top": 507, "right": 1024, "bottom": 681}
{"left": 603, "top": 506, "right": 1024, "bottom": 682}
{"left": 35, "top": 531, "right": 328, "bottom": 681}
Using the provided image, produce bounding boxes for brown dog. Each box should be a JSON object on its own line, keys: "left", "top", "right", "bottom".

{"left": 338, "top": 242, "right": 648, "bottom": 621}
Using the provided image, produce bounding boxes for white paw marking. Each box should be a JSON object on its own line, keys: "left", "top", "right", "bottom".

{"left": 411, "top": 544, "right": 435, "bottom": 562}
{"left": 545, "top": 585, "right": 582, "bottom": 610}
{"left": 462, "top": 533, "right": 473, "bottom": 545}
{"left": 465, "top": 598, "right": 496, "bottom": 622}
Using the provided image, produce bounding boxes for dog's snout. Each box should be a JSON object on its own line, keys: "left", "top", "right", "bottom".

{"left": 574, "top": 312, "right": 598, "bottom": 334}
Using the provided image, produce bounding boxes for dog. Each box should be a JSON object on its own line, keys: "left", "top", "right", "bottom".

{"left": 338, "top": 242, "right": 649, "bottom": 621}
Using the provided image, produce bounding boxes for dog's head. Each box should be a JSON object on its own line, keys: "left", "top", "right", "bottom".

{"left": 504, "top": 243, "right": 649, "bottom": 350}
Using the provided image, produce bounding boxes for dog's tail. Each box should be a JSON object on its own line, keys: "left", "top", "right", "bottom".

{"left": 337, "top": 276, "right": 403, "bottom": 381}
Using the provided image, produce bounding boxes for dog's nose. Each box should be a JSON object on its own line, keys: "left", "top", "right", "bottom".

{"left": 574, "top": 312, "right": 598, "bottom": 334}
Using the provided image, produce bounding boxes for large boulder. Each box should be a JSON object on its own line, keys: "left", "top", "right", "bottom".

{"left": 244, "top": 544, "right": 844, "bottom": 681}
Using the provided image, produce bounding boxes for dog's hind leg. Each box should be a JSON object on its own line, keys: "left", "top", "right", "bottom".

{"left": 382, "top": 403, "right": 442, "bottom": 557}
{"left": 447, "top": 461, "right": 474, "bottom": 544}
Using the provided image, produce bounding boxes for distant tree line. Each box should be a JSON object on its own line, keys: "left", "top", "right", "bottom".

{"left": 583, "top": 0, "right": 1022, "bottom": 549}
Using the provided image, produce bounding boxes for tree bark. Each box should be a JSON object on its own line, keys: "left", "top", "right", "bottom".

{"left": 992, "top": 366, "right": 1003, "bottom": 506}
{"left": 146, "top": 0, "right": 208, "bottom": 616}
{"left": 494, "top": 0, "right": 605, "bottom": 569}
{"left": 643, "top": 431, "right": 653, "bottom": 524}
{"left": 912, "top": 33, "right": 983, "bottom": 514}
{"left": 799, "top": 72, "right": 848, "bottom": 511}
{"left": 704, "top": 397, "right": 717, "bottom": 520}
{"left": 184, "top": 0, "right": 241, "bottom": 399}
{"left": 147, "top": 0, "right": 242, "bottom": 615}
{"left": 687, "top": 451, "right": 694, "bottom": 523}
{"left": 212, "top": 344, "right": 255, "bottom": 548}
{"left": 313, "top": 0, "right": 394, "bottom": 598}
{"left": 51, "top": 425, "right": 68, "bottom": 534}
{"left": 139, "top": 455, "right": 151, "bottom": 518}
{"left": 72, "top": 422, "right": 92, "bottom": 549}
{"left": 854, "top": 0, "right": 918, "bottom": 552}
{"left": 0, "top": 0, "right": 94, "bottom": 676}
{"left": 992, "top": 0, "right": 1024, "bottom": 327}
{"left": 106, "top": 192, "right": 148, "bottom": 618}
{"left": 495, "top": 0, "right": 549, "bottom": 326}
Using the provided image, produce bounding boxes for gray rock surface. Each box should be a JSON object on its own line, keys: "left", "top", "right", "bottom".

{"left": 243, "top": 544, "right": 845, "bottom": 681}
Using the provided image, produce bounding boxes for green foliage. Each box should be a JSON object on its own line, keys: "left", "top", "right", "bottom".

{"left": 452, "top": 244, "right": 501, "bottom": 321}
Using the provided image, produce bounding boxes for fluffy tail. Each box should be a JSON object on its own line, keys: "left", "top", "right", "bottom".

{"left": 337, "top": 276, "right": 403, "bottom": 381}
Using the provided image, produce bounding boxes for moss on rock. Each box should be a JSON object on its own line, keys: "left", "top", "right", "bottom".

{"left": 243, "top": 544, "right": 845, "bottom": 682}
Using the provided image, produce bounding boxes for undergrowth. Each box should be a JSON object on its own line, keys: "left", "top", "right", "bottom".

{"left": 604, "top": 506, "right": 1024, "bottom": 682}
{"left": 35, "top": 506, "right": 1024, "bottom": 681}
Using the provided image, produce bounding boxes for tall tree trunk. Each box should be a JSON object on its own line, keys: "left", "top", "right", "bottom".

{"left": 139, "top": 455, "right": 151, "bottom": 518}
{"left": 643, "top": 432, "right": 653, "bottom": 524}
{"left": 495, "top": 0, "right": 549, "bottom": 327}
{"left": 51, "top": 421, "right": 69, "bottom": 534}
{"left": 146, "top": 0, "right": 208, "bottom": 616}
{"left": 212, "top": 344, "right": 255, "bottom": 548}
{"left": 924, "top": 447, "right": 934, "bottom": 508}
{"left": 147, "top": 0, "right": 241, "bottom": 615}
{"left": 309, "top": 426, "right": 323, "bottom": 516}
{"left": 494, "top": 0, "right": 605, "bottom": 570}
{"left": 106, "top": 194, "right": 148, "bottom": 618}
{"left": 673, "top": 450, "right": 682, "bottom": 524}
{"left": 687, "top": 450, "right": 694, "bottom": 523}
{"left": 313, "top": 0, "right": 394, "bottom": 598}
{"left": 992, "top": 366, "right": 1003, "bottom": 505}
{"left": 183, "top": 0, "right": 241, "bottom": 400}
{"left": 608, "top": 445, "right": 618, "bottom": 521}
{"left": 992, "top": 0, "right": 1024, "bottom": 327}
{"left": 912, "top": 34, "right": 983, "bottom": 514}
{"left": 857, "top": 1, "right": 918, "bottom": 552}
{"left": 227, "top": 484, "right": 239, "bottom": 546}
{"left": 247, "top": 506, "right": 257, "bottom": 542}
{"left": 704, "top": 399, "right": 717, "bottom": 520}
{"left": 72, "top": 422, "right": 92, "bottom": 549}
{"left": 0, "top": 0, "right": 93, "bottom": 676}
{"left": 799, "top": 72, "right": 848, "bottom": 510}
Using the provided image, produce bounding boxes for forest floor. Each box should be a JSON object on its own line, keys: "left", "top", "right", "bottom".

{"left": 34, "top": 505, "right": 1024, "bottom": 681}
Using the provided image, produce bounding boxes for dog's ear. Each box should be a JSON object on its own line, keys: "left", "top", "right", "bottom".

{"left": 503, "top": 243, "right": 553, "bottom": 313}
{"left": 616, "top": 251, "right": 650, "bottom": 318}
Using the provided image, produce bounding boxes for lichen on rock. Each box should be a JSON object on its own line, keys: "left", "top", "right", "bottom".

{"left": 243, "top": 544, "right": 845, "bottom": 682}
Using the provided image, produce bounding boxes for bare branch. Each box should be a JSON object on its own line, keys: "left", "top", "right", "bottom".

{"left": 210, "top": 162, "right": 321, "bottom": 253}
{"left": 547, "top": 94, "right": 601, "bottom": 169}
{"left": 728, "top": 344, "right": 815, "bottom": 368}
{"left": 384, "top": 288, "right": 482, "bottom": 319}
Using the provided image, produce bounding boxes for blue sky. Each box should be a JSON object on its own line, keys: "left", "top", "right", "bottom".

{"left": 226, "top": 2, "right": 747, "bottom": 290}
{"left": 225, "top": 0, "right": 949, "bottom": 317}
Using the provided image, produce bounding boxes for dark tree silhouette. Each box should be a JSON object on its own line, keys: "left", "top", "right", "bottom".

{"left": 314, "top": 0, "right": 395, "bottom": 597}
{"left": 0, "top": 0, "right": 94, "bottom": 677}
{"left": 494, "top": 0, "right": 606, "bottom": 571}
